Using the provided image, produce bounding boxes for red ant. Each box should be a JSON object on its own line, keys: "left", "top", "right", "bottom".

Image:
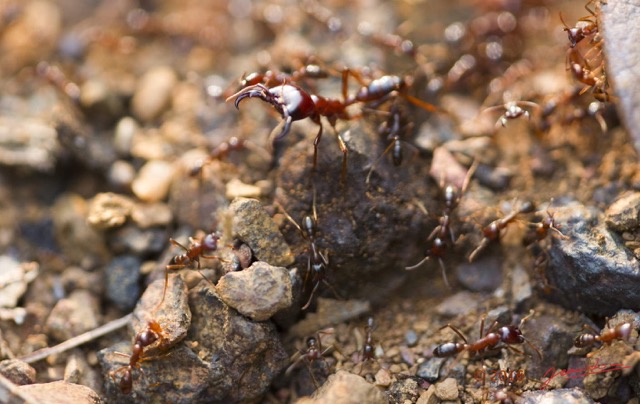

{"left": 468, "top": 200, "right": 536, "bottom": 262}
{"left": 157, "top": 232, "right": 223, "bottom": 309}
{"left": 559, "top": 1, "right": 599, "bottom": 48}
{"left": 522, "top": 204, "right": 568, "bottom": 247}
{"left": 275, "top": 190, "right": 339, "bottom": 310}
{"left": 286, "top": 332, "right": 335, "bottom": 388}
{"left": 406, "top": 160, "right": 478, "bottom": 288}
{"left": 567, "top": 49, "right": 609, "bottom": 101}
{"left": 109, "top": 320, "right": 168, "bottom": 394}
{"left": 574, "top": 321, "right": 634, "bottom": 353}
{"left": 433, "top": 311, "right": 542, "bottom": 359}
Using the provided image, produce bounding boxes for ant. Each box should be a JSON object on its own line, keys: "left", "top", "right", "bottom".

{"left": 286, "top": 332, "right": 335, "bottom": 388}
{"left": 483, "top": 101, "right": 540, "bottom": 128}
{"left": 353, "top": 317, "right": 380, "bottom": 374}
{"left": 406, "top": 160, "right": 478, "bottom": 288}
{"left": 433, "top": 311, "right": 542, "bottom": 359}
{"left": 109, "top": 320, "right": 168, "bottom": 394}
{"left": 522, "top": 204, "right": 568, "bottom": 247}
{"left": 469, "top": 200, "right": 536, "bottom": 262}
{"left": 567, "top": 49, "right": 609, "bottom": 101}
{"left": 574, "top": 321, "right": 634, "bottom": 354}
{"left": 275, "top": 190, "right": 339, "bottom": 310}
{"left": 559, "top": 1, "right": 599, "bottom": 48}
{"left": 158, "top": 232, "right": 223, "bottom": 309}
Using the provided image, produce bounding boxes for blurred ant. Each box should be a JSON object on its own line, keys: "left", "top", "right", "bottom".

{"left": 157, "top": 232, "right": 223, "bottom": 309}
{"left": 109, "top": 320, "right": 168, "bottom": 394}
{"left": 275, "top": 190, "right": 339, "bottom": 310}
{"left": 434, "top": 311, "right": 542, "bottom": 359}
{"left": 522, "top": 203, "right": 568, "bottom": 247}
{"left": 475, "top": 365, "right": 527, "bottom": 403}
{"left": 406, "top": 160, "right": 478, "bottom": 288}
{"left": 36, "top": 61, "right": 81, "bottom": 102}
{"left": 354, "top": 317, "right": 380, "bottom": 374}
{"left": 559, "top": 1, "right": 599, "bottom": 48}
{"left": 574, "top": 321, "right": 634, "bottom": 355}
{"left": 483, "top": 101, "right": 540, "bottom": 128}
{"left": 189, "top": 137, "right": 271, "bottom": 179}
{"left": 567, "top": 49, "right": 609, "bottom": 101}
{"left": 469, "top": 200, "right": 535, "bottom": 262}
{"left": 286, "top": 331, "right": 335, "bottom": 388}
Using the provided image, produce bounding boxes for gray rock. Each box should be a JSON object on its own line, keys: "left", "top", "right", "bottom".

{"left": 520, "top": 313, "right": 577, "bottom": 379}
{"left": 17, "top": 381, "right": 100, "bottom": 404}
{"left": 113, "top": 117, "right": 139, "bottom": 156}
{"left": 230, "top": 198, "right": 294, "bottom": 267}
{"left": 216, "top": 261, "right": 292, "bottom": 321}
{"left": 545, "top": 203, "right": 640, "bottom": 315}
{"left": 456, "top": 254, "right": 502, "bottom": 292}
{"left": 417, "top": 357, "right": 447, "bottom": 382}
{"left": 108, "top": 224, "right": 168, "bottom": 256}
{"left": 405, "top": 329, "right": 419, "bottom": 347}
{"left": 105, "top": 255, "right": 141, "bottom": 311}
{"left": 520, "top": 388, "right": 595, "bottom": 403}
{"left": 298, "top": 370, "right": 387, "bottom": 404}
{"left": 387, "top": 377, "right": 420, "bottom": 403}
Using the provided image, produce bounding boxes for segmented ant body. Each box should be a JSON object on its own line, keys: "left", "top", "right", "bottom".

{"left": 276, "top": 193, "right": 339, "bottom": 310}
{"left": 567, "top": 49, "right": 608, "bottom": 101}
{"left": 286, "top": 333, "right": 335, "bottom": 388}
{"left": 109, "top": 321, "right": 168, "bottom": 394}
{"left": 434, "top": 312, "right": 542, "bottom": 359}
{"left": 469, "top": 201, "right": 535, "bottom": 262}
{"left": 406, "top": 161, "right": 478, "bottom": 287}
{"left": 523, "top": 207, "right": 567, "bottom": 247}
{"left": 574, "top": 322, "right": 634, "bottom": 350}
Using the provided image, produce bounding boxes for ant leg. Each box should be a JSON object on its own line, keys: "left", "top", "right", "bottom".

{"left": 437, "top": 257, "right": 451, "bottom": 289}
{"left": 405, "top": 94, "right": 441, "bottom": 113}
{"left": 302, "top": 280, "right": 321, "bottom": 310}
{"left": 365, "top": 141, "right": 395, "bottom": 184}
{"left": 156, "top": 262, "right": 186, "bottom": 312}
{"left": 405, "top": 255, "right": 430, "bottom": 271}
{"left": 321, "top": 278, "right": 341, "bottom": 300}
{"left": 313, "top": 123, "right": 323, "bottom": 171}
{"left": 274, "top": 115, "right": 293, "bottom": 141}
{"left": 468, "top": 238, "right": 490, "bottom": 263}
{"left": 334, "top": 128, "right": 349, "bottom": 182}
{"left": 440, "top": 324, "right": 469, "bottom": 344}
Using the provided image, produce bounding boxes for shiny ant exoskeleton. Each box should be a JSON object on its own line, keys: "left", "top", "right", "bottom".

{"left": 406, "top": 160, "right": 478, "bottom": 288}
{"left": 433, "top": 311, "right": 542, "bottom": 359}
{"left": 109, "top": 320, "right": 168, "bottom": 394}
{"left": 574, "top": 321, "right": 634, "bottom": 352}
{"left": 468, "top": 200, "right": 536, "bottom": 262}
{"left": 286, "top": 331, "right": 335, "bottom": 388}
{"left": 157, "top": 232, "right": 223, "bottom": 308}
{"left": 275, "top": 191, "right": 339, "bottom": 310}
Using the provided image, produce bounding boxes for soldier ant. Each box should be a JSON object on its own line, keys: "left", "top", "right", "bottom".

{"left": 574, "top": 321, "right": 634, "bottom": 353}
{"left": 275, "top": 190, "right": 339, "bottom": 310}
{"left": 286, "top": 331, "right": 335, "bottom": 388}
{"left": 109, "top": 320, "right": 168, "bottom": 394}
{"left": 468, "top": 200, "right": 535, "bottom": 262}
{"left": 158, "top": 232, "right": 223, "bottom": 309}
{"left": 434, "top": 311, "right": 542, "bottom": 359}
{"left": 406, "top": 160, "right": 478, "bottom": 288}
{"left": 483, "top": 101, "right": 540, "bottom": 128}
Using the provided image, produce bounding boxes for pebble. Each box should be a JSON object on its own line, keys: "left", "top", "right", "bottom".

{"left": 108, "top": 224, "right": 167, "bottom": 256}
{"left": 520, "top": 388, "right": 595, "bottom": 403}
{"left": 45, "top": 290, "right": 100, "bottom": 341}
{"left": 86, "top": 192, "right": 134, "bottom": 229}
{"left": 131, "top": 202, "right": 173, "bottom": 228}
{"left": 113, "top": 117, "right": 139, "bottom": 156}
{"left": 388, "top": 377, "right": 420, "bottom": 403}
{"left": 230, "top": 198, "right": 294, "bottom": 267}
{"left": 405, "top": 329, "right": 419, "bottom": 347}
{"left": 436, "top": 291, "right": 480, "bottom": 317}
{"left": 417, "top": 358, "right": 446, "bottom": 383}
{"left": 107, "top": 160, "right": 136, "bottom": 188}
{"left": 216, "top": 261, "right": 292, "bottom": 321}
{"left": 17, "top": 381, "right": 100, "bottom": 404}
{"left": 546, "top": 203, "right": 640, "bottom": 315}
{"left": 416, "top": 385, "right": 438, "bottom": 404}
{"left": 0, "top": 359, "right": 36, "bottom": 385}
{"left": 131, "top": 160, "right": 176, "bottom": 202}
{"left": 225, "top": 178, "right": 263, "bottom": 199}
{"left": 455, "top": 254, "right": 503, "bottom": 292}
{"left": 105, "top": 255, "right": 141, "bottom": 311}
{"left": 434, "top": 377, "right": 458, "bottom": 401}
{"left": 298, "top": 370, "right": 387, "bottom": 404}
{"left": 0, "top": 257, "right": 38, "bottom": 308}
{"left": 0, "top": 117, "right": 60, "bottom": 171}
{"left": 605, "top": 192, "right": 640, "bottom": 232}
{"left": 374, "top": 368, "right": 393, "bottom": 387}
{"left": 131, "top": 66, "right": 178, "bottom": 123}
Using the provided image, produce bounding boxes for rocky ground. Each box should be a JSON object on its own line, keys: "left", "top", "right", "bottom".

{"left": 0, "top": 0, "right": 639, "bottom": 403}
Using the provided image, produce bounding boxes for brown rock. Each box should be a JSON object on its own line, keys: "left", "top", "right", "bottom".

{"left": 299, "top": 370, "right": 387, "bottom": 404}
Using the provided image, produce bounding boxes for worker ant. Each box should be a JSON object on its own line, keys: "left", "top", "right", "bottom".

{"left": 157, "top": 232, "right": 224, "bottom": 309}
{"left": 567, "top": 49, "right": 609, "bottom": 101}
{"left": 286, "top": 331, "right": 336, "bottom": 388}
{"left": 353, "top": 317, "right": 382, "bottom": 375}
{"left": 109, "top": 320, "right": 168, "bottom": 394}
{"left": 275, "top": 190, "right": 339, "bottom": 310}
{"left": 522, "top": 204, "right": 568, "bottom": 247}
{"left": 406, "top": 160, "right": 478, "bottom": 288}
{"left": 574, "top": 321, "right": 634, "bottom": 354}
{"left": 433, "top": 311, "right": 542, "bottom": 359}
{"left": 468, "top": 200, "right": 536, "bottom": 262}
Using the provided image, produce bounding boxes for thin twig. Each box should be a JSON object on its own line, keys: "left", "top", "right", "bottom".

{"left": 18, "top": 313, "right": 132, "bottom": 364}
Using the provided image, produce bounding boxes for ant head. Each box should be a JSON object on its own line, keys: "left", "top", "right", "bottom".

{"left": 202, "top": 233, "right": 220, "bottom": 251}
{"left": 118, "top": 370, "right": 133, "bottom": 394}
{"left": 498, "top": 325, "right": 524, "bottom": 344}
{"left": 617, "top": 323, "right": 633, "bottom": 341}
{"left": 306, "top": 336, "right": 318, "bottom": 348}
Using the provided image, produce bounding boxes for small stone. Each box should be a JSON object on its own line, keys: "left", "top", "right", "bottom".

{"left": 436, "top": 291, "right": 480, "bottom": 317}
{"left": 374, "top": 368, "right": 392, "bottom": 387}
{"left": 225, "top": 178, "right": 263, "bottom": 199}
{"left": 107, "top": 160, "right": 136, "bottom": 188}
{"left": 519, "top": 388, "right": 596, "bottom": 403}
{"left": 0, "top": 359, "right": 36, "bottom": 385}
{"left": 0, "top": 117, "right": 60, "bottom": 171}
{"left": 132, "top": 160, "right": 176, "bottom": 202}
{"left": 132, "top": 66, "right": 178, "bottom": 122}
{"left": 17, "top": 381, "right": 100, "bottom": 404}
{"left": 416, "top": 385, "right": 438, "bottom": 404}
{"left": 113, "top": 117, "right": 139, "bottom": 156}
{"left": 455, "top": 254, "right": 503, "bottom": 292}
{"left": 216, "top": 261, "right": 292, "bottom": 321}
{"left": 434, "top": 378, "right": 458, "bottom": 401}
{"left": 417, "top": 358, "right": 446, "bottom": 383}
{"left": 0, "top": 257, "right": 38, "bottom": 308}
{"left": 388, "top": 377, "right": 420, "bottom": 403}
{"left": 131, "top": 202, "right": 173, "bottom": 228}
{"left": 299, "top": 370, "right": 387, "bottom": 404}
{"left": 108, "top": 224, "right": 167, "bottom": 256}
{"left": 105, "top": 255, "right": 141, "bottom": 311}
{"left": 605, "top": 192, "right": 640, "bottom": 232}
{"left": 230, "top": 198, "right": 294, "bottom": 267}
{"left": 87, "top": 192, "right": 134, "bottom": 229}
{"left": 45, "top": 290, "right": 100, "bottom": 341}
{"left": 405, "top": 329, "right": 419, "bottom": 347}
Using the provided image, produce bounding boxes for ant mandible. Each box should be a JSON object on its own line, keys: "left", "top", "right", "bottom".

{"left": 574, "top": 321, "right": 634, "bottom": 354}
{"left": 275, "top": 189, "right": 339, "bottom": 310}
{"left": 109, "top": 320, "right": 168, "bottom": 394}
{"left": 433, "top": 311, "right": 542, "bottom": 359}
{"left": 406, "top": 160, "right": 478, "bottom": 288}
{"left": 468, "top": 200, "right": 536, "bottom": 262}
